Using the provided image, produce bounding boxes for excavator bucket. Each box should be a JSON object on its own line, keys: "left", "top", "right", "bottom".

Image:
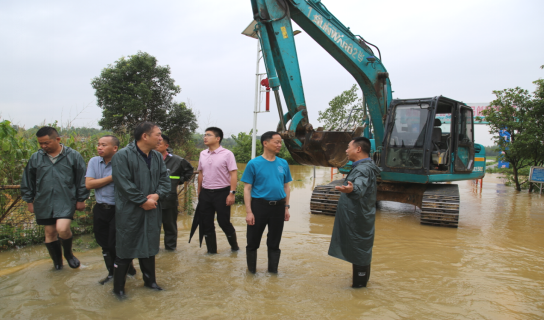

{"left": 284, "top": 127, "right": 364, "bottom": 167}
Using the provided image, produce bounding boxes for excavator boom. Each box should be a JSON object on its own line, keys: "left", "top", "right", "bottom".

{"left": 251, "top": 0, "right": 392, "bottom": 167}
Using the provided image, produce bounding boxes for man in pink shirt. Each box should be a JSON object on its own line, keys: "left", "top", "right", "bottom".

{"left": 195, "top": 127, "right": 239, "bottom": 253}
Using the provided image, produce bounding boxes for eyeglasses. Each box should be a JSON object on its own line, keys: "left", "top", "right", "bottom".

{"left": 204, "top": 134, "right": 215, "bottom": 137}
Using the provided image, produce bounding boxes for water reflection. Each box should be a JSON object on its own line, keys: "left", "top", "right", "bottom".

{"left": 288, "top": 165, "right": 313, "bottom": 191}
{"left": 0, "top": 168, "right": 543, "bottom": 319}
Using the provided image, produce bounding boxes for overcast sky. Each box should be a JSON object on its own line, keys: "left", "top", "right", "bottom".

{"left": 1, "top": 0, "right": 543, "bottom": 147}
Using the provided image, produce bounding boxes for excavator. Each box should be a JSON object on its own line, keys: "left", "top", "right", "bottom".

{"left": 250, "top": 0, "right": 486, "bottom": 227}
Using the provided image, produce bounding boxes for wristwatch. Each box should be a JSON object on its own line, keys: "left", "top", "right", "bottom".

{"left": 230, "top": 191, "right": 236, "bottom": 194}
{"left": 285, "top": 205, "right": 290, "bottom": 209}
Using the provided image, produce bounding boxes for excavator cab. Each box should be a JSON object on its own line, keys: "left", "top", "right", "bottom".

{"left": 381, "top": 96, "right": 475, "bottom": 179}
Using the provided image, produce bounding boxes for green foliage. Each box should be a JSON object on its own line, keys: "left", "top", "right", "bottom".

{"left": 317, "top": 84, "right": 365, "bottom": 130}
{"left": 0, "top": 120, "right": 34, "bottom": 185}
{"left": 235, "top": 172, "right": 245, "bottom": 204}
{"left": 0, "top": 224, "right": 45, "bottom": 248}
{"left": 484, "top": 145, "right": 501, "bottom": 157}
{"left": 486, "top": 166, "right": 533, "bottom": 189}
{"left": 228, "top": 131, "right": 297, "bottom": 165}
{"left": 183, "top": 184, "right": 195, "bottom": 214}
{"left": 91, "top": 51, "right": 197, "bottom": 146}
{"left": 230, "top": 131, "right": 262, "bottom": 164}
{"left": 482, "top": 66, "right": 544, "bottom": 191}
{"left": 173, "top": 139, "right": 202, "bottom": 162}
{"left": 163, "top": 102, "right": 198, "bottom": 148}
{"left": 88, "top": 239, "right": 99, "bottom": 249}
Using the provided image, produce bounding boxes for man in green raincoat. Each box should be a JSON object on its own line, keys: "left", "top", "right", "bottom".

{"left": 111, "top": 122, "right": 170, "bottom": 298}
{"left": 21, "top": 126, "right": 89, "bottom": 271}
{"left": 328, "top": 137, "right": 380, "bottom": 288}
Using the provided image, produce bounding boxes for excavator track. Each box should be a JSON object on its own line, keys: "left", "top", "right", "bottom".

{"left": 310, "top": 180, "right": 343, "bottom": 216}
{"left": 310, "top": 181, "right": 460, "bottom": 228}
{"left": 420, "top": 184, "right": 460, "bottom": 227}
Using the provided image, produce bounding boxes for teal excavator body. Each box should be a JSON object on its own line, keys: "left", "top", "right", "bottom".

{"left": 251, "top": 0, "right": 485, "bottom": 227}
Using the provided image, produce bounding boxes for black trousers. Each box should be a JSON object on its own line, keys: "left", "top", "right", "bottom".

{"left": 199, "top": 187, "right": 235, "bottom": 236}
{"left": 93, "top": 203, "right": 116, "bottom": 252}
{"left": 161, "top": 207, "right": 179, "bottom": 250}
{"left": 246, "top": 199, "right": 285, "bottom": 252}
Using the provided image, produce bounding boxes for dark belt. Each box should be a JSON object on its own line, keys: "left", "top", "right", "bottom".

{"left": 253, "top": 198, "right": 286, "bottom": 206}
{"left": 96, "top": 203, "right": 114, "bottom": 209}
{"left": 202, "top": 186, "right": 230, "bottom": 193}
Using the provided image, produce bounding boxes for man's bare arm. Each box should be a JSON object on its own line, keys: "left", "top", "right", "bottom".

{"left": 244, "top": 183, "right": 255, "bottom": 225}
{"left": 226, "top": 170, "right": 237, "bottom": 206}
{"left": 284, "top": 183, "right": 290, "bottom": 221}
{"left": 197, "top": 170, "right": 203, "bottom": 196}
{"left": 85, "top": 176, "right": 113, "bottom": 190}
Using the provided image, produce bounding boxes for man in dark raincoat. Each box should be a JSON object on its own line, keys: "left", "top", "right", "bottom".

{"left": 328, "top": 137, "right": 380, "bottom": 288}
{"left": 155, "top": 134, "right": 194, "bottom": 251}
{"left": 21, "top": 126, "right": 89, "bottom": 271}
{"left": 111, "top": 122, "right": 170, "bottom": 298}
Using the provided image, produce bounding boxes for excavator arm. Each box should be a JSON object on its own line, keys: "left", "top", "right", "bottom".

{"left": 250, "top": 0, "right": 392, "bottom": 167}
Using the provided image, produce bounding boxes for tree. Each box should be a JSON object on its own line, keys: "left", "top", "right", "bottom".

{"left": 163, "top": 102, "right": 198, "bottom": 148}
{"left": 317, "top": 84, "right": 365, "bottom": 130}
{"left": 228, "top": 131, "right": 297, "bottom": 165}
{"left": 230, "top": 131, "right": 262, "bottom": 164}
{"left": 91, "top": 51, "right": 192, "bottom": 139}
{"left": 0, "top": 120, "right": 34, "bottom": 223}
{"left": 0, "top": 120, "right": 34, "bottom": 186}
{"left": 526, "top": 65, "right": 544, "bottom": 192}
{"left": 482, "top": 67, "right": 544, "bottom": 191}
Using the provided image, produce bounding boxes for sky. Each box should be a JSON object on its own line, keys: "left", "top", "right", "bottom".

{"left": 1, "top": 0, "right": 543, "bottom": 147}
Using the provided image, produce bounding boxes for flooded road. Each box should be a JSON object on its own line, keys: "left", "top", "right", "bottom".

{"left": 1, "top": 165, "right": 543, "bottom": 319}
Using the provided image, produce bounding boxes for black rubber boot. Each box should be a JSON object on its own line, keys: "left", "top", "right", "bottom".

{"left": 45, "top": 240, "right": 63, "bottom": 270}
{"left": 99, "top": 250, "right": 114, "bottom": 284}
{"left": 59, "top": 237, "right": 80, "bottom": 268}
{"left": 226, "top": 232, "right": 239, "bottom": 251}
{"left": 205, "top": 233, "right": 217, "bottom": 254}
{"left": 268, "top": 250, "right": 281, "bottom": 273}
{"left": 246, "top": 250, "right": 257, "bottom": 274}
{"left": 127, "top": 261, "right": 137, "bottom": 277}
{"left": 352, "top": 264, "right": 371, "bottom": 288}
{"left": 112, "top": 261, "right": 130, "bottom": 299}
{"left": 139, "top": 256, "right": 163, "bottom": 291}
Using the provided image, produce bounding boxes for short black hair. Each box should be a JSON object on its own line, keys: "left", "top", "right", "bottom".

{"left": 352, "top": 137, "right": 371, "bottom": 155}
{"left": 101, "top": 135, "right": 120, "bottom": 147}
{"left": 161, "top": 134, "right": 170, "bottom": 145}
{"left": 261, "top": 131, "right": 281, "bottom": 147}
{"left": 134, "top": 122, "right": 158, "bottom": 141}
{"left": 36, "top": 126, "right": 58, "bottom": 138}
{"left": 205, "top": 127, "right": 223, "bottom": 143}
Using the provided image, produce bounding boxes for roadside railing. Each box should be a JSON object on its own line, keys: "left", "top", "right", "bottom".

{"left": 0, "top": 185, "right": 95, "bottom": 250}
{"left": 0, "top": 174, "right": 197, "bottom": 250}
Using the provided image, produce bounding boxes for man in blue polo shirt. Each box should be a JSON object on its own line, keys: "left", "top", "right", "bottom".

{"left": 242, "top": 131, "right": 292, "bottom": 274}
{"left": 85, "top": 135, "right": 135, "bottom": 284}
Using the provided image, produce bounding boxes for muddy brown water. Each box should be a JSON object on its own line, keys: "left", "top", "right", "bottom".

{"left": 1, "top": 165, "right": 543, "bottom": 319}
